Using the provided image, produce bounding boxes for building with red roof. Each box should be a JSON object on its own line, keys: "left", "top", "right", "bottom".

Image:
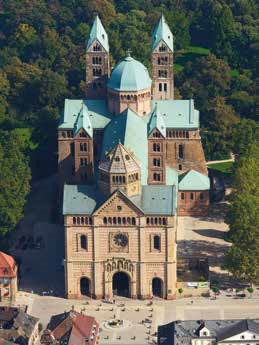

{"left": 0, "top": 252, "right": 18, "bottom": 301}
{"left": 40, "top": 310, "right": 99, "bottom": 345}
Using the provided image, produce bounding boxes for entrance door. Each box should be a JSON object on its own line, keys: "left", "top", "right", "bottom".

{"left": 152, "top": 277, "right": 163, "bottom": 297}
{"left": 112, "top": 272, "right": 130, "bottom": 297}
{"left": 80, "top": 277, "right": 90, "bottom": 296}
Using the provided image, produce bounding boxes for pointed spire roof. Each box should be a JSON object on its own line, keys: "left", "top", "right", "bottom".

{"left": 152, "top": 14, "right": 174, "bottom": 52}
{"left": 148, "top": 103, "right": 166, "bottom": 137}
{"left": 86, "top": 15, "right": 109, "bottom": 52}
{"left": 74, "top": 102, "right": 93, "bottom": 137}
{"left": 99, "top": 141, "right": 140, "bottom": 174}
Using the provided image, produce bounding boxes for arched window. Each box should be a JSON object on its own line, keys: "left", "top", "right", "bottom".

{"left": 159, "top": 83, "right": 162, "bottom": 92}
{"left": 200, "top": 193, "right": 204, "bottom": 200}
{"left": 162, "top": 218, "right": 167, "bottom": 225}
{"left": 103, "top": 217, "right": 107, "bottom": 225}
{"left": 178, "top": 164, "right": 182, "bottom": 171}
{"left": 80, "top": 235, "right": 87, "bottom": 250}
{"left": 146, "top": 217, "right": 150, "bottom": 225}
{"left": 181, "top": 193, "right": 185, "bottom": 200}
{"left": 178, "top": 144, "right": 184, "bottom": 159}
{"left": 154, "top": 173, "right": 161, "bottom": 181}
{"left": 113, "top": 217, "right": 117, "bottom": 224}
{"left": 154, "top": 235, "right": 161, "bottom": 250}
{"left": 81, "top": 217, "right": 84, "bottom": 224}
{"left": 73, "top": 217, "right": 76, "bottom": 225}
{"left": 132, "top": 217, "right": 136, "bottom": 225}
{"left": 164, "top": 83, "right": 167, "bottom": 91}
{"left": 108, "top": 217, "right": 112, "bottom": 224}
{"left": 118, "top": 217, "right": 121, "bottom": 224}
{"left": 153, "top": 158, "right": 161, "bottom": 167}
{"left": 76, "top": 217, "right": 80, "bottom": 225}
{"left": 190, "top": 193, "right": 194, "bottom": 200}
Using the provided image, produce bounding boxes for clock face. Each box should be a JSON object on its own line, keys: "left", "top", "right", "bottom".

{"left": 113, "top": 233, "right": 128, "bottom": 247}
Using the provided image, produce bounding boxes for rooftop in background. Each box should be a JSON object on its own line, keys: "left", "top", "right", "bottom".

{"left": 86, "top": 15, "right": 109, "bottom": 52}
{"left": 152, "top": 14, "right": 174, "bottom": 52}
{"left": 107, "top": 56, "right": 152, "bottom": 92}
{"left": 0, "top": 252, "right": 17, "bottom": 278}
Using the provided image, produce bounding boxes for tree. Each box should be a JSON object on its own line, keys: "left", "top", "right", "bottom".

{"left": 224, "top": 145, "right": 259, "bottom": 285}
{"left": 232, "top": 119, "right": 259, "bottom": 156}
{"left": 0, "top": 130, "right": 31, "bottom": 240}
{"left": 203, "top": 97, "right": 239, "bottom": 159}
{"left": 178, "top": 288, "right": 184, "bottom": 297}
{"left": 212, "top": 286, "right": 219, "bottom": 299}
{"left": 247, "top": 287, "right": 254, "bottom": 298}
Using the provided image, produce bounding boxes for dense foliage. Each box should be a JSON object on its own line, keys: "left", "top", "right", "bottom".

{"left": 0, "top": 130, "right": 31, "bottom": 249}
{"left": 224, "top": 144, "right": 259, "bottom": 284}
{"left": 0, "top": 0, "right": 258, "bottom": 240}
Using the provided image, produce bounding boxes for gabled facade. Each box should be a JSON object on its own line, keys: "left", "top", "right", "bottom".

{"left": 58, "top": 14, "right": 210, "bottom": 300}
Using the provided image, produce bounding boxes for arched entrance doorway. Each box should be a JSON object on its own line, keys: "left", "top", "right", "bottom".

{"left": 152, "top": 277, "right": 163, "bottom": 298}
{"left": 80, "top": 277, "right": 90, "bottom": 296}
{"left": 112, "top": 272, "right": 130, "bottom": 297}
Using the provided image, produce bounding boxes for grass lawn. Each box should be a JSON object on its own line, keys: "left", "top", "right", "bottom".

{"left": 208, "top": 161, "right": 233, "bottom": 173}
{"left": 174, "top": 45, "right": 210, "bottom": 73}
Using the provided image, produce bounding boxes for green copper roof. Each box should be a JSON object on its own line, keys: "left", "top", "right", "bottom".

{"left": 152, "top": 14, "right": 174, "bottom": 52}
{"left": 107, "top": 56, "right": 152, "bottom": 91}
{"left": 63, "top": 184, "right": 106, "bottom": 215}
{"left": 86, "top": 15, "right": 109, "bottom": 52}
{"left": 148, "top": 103, "right": 166, "bottom": 137}
{"left": 59, "top": 99, "right": 112, "bottom": 130}
{"left": 101, "top": 108, "right": 148, "bottom": 184}
{"left": 148, "top": 99, "right": 199, "bottom": 129}
{"left": 74, "top": 102, "right": 93, "bottom": 137}
{"left": 179, "top": 170, "right": 210, "bottom": 191}
{"left": 63, "top": 184, "right": 176, "bottom": 216}
{"left": 131, "top": 185, "right": 176, "bottom": 215}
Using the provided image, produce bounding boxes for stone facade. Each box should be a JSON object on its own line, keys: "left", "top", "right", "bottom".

{"left": 107, "top": 88, "right": 151, "bottom": 116}
{"left": 178, "top": 190, "right": 210, "bottom": 216}
{"left": 64, "top": 191, "right": 177, "bottom": 300}
{"left": 152, "top": 42, "right": 174, "bottom": 100}
{"left": 85, "top": 41, "right": 110, "bottom": 99}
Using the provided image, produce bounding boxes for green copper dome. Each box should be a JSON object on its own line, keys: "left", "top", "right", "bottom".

{"left": 107, "top": 56, "right": 151, "bottom": 92}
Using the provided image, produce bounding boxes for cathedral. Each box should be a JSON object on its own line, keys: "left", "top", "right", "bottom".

{"left": 58, "top": 15, "right": 210, "bottom": 300}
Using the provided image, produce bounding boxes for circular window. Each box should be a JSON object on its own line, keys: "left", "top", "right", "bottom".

{"left": 115, "top": 156, "right": 120, "bottom": 162}
{"left": 125, "top": 155, "right": 130, "bottom": 160}
{"left": 117, "top": 205, "right": 122, "bottom": 211}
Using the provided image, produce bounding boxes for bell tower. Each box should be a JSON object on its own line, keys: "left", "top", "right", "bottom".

{"left": 152, "top": 14, "right": 174, "bottom": 100}
{"left": 85, "top": 15, "right": 110, "bottom": 99}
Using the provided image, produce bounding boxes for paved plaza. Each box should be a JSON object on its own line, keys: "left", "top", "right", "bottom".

{"left": 8, "top": 292, "right": 259, "bottom": 345}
